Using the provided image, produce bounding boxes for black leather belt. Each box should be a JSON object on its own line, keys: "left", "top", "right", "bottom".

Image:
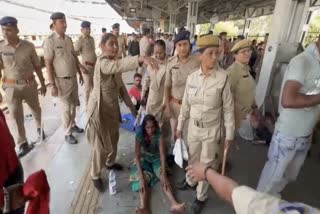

{"left": 193, "top": 120, "right": 216, "bottom": 128}
{"left": 57, "top": 76, "right": 75, "bottom": 80}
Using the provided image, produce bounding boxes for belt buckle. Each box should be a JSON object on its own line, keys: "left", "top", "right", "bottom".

{"left": 194, "top": 120, "right": 201, "bottom": 128}
{"left": 199, "top": 121, "right": 203, "bottom": 128}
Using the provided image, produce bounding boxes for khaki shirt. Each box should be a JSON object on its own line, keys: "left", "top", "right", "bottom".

{"left": 0, "top": 39, "right": 40, "bottom": 80}
{"left": 43, "top": 32, "right": 78, "bottom": 77}
{"left": 74, "top": 35, "right": 97, "bottom": 71}
{"left": 165, "top": 55, "right": 200, "bottom": 100}
{"left": 142, "top": 58, "right": 168, "bottom": 118}
{"left": 87, "top": 55, "right": 140, "bottom": 121}
{"left": 117, "top": 36, "right": 127, "bottom": 58}
{"left": 232, "top": 186, "right": 320, "bottom": 214}
{"left": 100, "top": 72, "right": 129, "bottom": 123}
{"left": 227, "top": 61, "right": 256, "bottom": 117}
{"left": 177, "top": 67, "right": 235, "bottom": 140}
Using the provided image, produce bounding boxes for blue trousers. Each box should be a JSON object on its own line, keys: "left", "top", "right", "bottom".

{"left": 257, "top": 131, "right": 311, "bottom": 197}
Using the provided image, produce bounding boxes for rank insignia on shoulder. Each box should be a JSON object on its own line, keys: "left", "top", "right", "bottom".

{"left": 275, "top": 202, "right": 314, "bottom": 214}
{"left": 2, "top": 52, "right": 14, "bottom": 56}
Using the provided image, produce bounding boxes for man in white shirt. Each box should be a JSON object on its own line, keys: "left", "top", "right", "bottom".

{"left": 166, "top": 34, "right": 174, "bottom": 57}
{"left": 138, "top": 28, "right": 151, "bottom": 74}
{"left": 257, "top": 38, "right": 320, "bottom": 197}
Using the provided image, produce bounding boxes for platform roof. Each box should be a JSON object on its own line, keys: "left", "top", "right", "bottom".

{"left": 106, "top": 0, "right": 277, "bottom": 30}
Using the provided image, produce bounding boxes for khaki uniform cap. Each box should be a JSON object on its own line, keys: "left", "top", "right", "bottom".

{"left": 230, "top": 39, "right": 251, "bottom": 53}
{"left": 196, "top": 35, "right": 220, "bottom": 49}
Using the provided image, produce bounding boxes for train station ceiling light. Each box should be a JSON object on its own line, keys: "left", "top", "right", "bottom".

{"left": 130, "top": 8, "right": 136, "bottom": 13}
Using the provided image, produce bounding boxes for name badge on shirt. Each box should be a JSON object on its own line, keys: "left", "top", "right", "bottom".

{"left": 2, "top": 52, "right": 14, "bottom": 56}
{"left": 56, "top": 46, "right": 63, "bottom": 49}
{"left": 172, "top": 66, "right": 179, "bottom": 69}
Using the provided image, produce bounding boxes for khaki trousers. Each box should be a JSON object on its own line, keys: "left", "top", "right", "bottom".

{"left": 86, "top": 116, "right": 120, "bottom": 179}
{"left": 4, "top": 81, "right": 41, "bottom": 146}
{"left": 106, "top": 123, "right": 120, "bottom": 166}
{"left": 82, "top": 73, "right": 93, "bottom": 106}
{"left": 169, "top": 100, "right": 188, "bottom": 143}
{"left": 56, "top": 76, "right": 78, "bottom": 135}
{"left": 186, "top": 120, "right": 223, "bottom": 201}
{"left": 169, "top": 100, "right": 181, "bottom": 133}
{"left": 159, "top": 119, "right": 171, "bottom": 151}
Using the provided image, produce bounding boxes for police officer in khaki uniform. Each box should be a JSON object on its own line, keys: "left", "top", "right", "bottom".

{"left": 85, "top": 33, "right": 158, "bottom": 191}
{"left": 227, "top": 40, "right": 256, "bottom": 130}
{"left": 164, "top": 31, "right": 200, "bottom": 140}
{"left": 74, "top": 21, "right": 97, "bottom": 106}
{"left": 0, "top": 16, "right": 46, "bottom": 158}
{"left": 112, "top": 23, "right": 127, "bottom": 59}
{"left": 43, "top": 12, "right": 84, "bottom": 144}
{"left": 176, "top": 35, "right": 235, "bottom": 214}
{"left": 142, "top": 39, "right": 171, "bottom": 146}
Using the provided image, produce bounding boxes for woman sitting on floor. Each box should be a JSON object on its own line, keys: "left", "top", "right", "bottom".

{"left": 130, "top": 114, "right": 185, "bottom": 214}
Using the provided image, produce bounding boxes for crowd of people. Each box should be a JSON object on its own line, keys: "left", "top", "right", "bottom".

{"left": 0, "top": 10, "right": 320, "bottom": 214}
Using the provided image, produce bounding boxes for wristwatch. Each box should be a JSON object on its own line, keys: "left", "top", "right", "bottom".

{"left": 204, "top": 166, "right": 213, "bottom": 181}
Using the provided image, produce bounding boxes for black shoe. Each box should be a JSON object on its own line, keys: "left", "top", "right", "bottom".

{"left": 92, "top": 178, "right": 104, "bottom": 192}
{"left": 307, "top": 150, "right": 311, "bottom": 158}
{"left": 71, "top": 125, "right": 84, "bottom": 133}
{"left": 17, "top": 142, "right": 33, "bottom": 158}
{"left": 106, "top": 163, "right": 124, "bottom": 171}
{"left": 192, "top": 199, "right": 205, "bottom": 214}
{"left": 65, "top": 134, "right": 78, "bottom": 144}
{"left": 176, "top": 179, "right": 196, "bottom": 191}
{"left": 37, "top": 128, "right": 46, "bottom": 141}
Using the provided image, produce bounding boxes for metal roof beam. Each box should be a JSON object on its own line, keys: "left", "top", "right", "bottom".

{"left": 148, "top": 3, "right": 169, "bottom": 14}
{"left": 310, "top": 0, "right": 320, "bottom": 7}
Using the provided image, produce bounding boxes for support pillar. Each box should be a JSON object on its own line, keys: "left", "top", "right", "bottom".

{"left": 243, "top": 19, "right": 252, "bottom": 38}
{"left": 160, "top": 19, "right": 169, "bottom": 33}
{"left": 153, "top": 21, "right": 160, "bottom": 33}
{"left": 169, "top": 14, "right": 177, "bottom": 34}
{"left": 152, "top": 7, "right": 162, "bottom": 33}
{"left": 299, "top": 8, "right": 314, "bottom": 43}
{"left": 186, "top": 0, "right": 199, "bottom": 36}
{"left": 255, "top": 0, "right": 310, "bottom": 111}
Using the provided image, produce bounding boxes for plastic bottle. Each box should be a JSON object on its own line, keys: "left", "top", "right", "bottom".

{"left": 109, "top": 170, "right": 117, "bottom": 195}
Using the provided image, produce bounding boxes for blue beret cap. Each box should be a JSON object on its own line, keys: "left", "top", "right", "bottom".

{"left": 174, "top": 31, "right": 190, "bottom": 45}
{"left": 0, "top": 16, "right": 18, "bottom": 26}
{"left": 50, "top": 12, "right": 65, "bottom": 20}
{"left": 81, "top": 21, "right": 91, "bottom": 28}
